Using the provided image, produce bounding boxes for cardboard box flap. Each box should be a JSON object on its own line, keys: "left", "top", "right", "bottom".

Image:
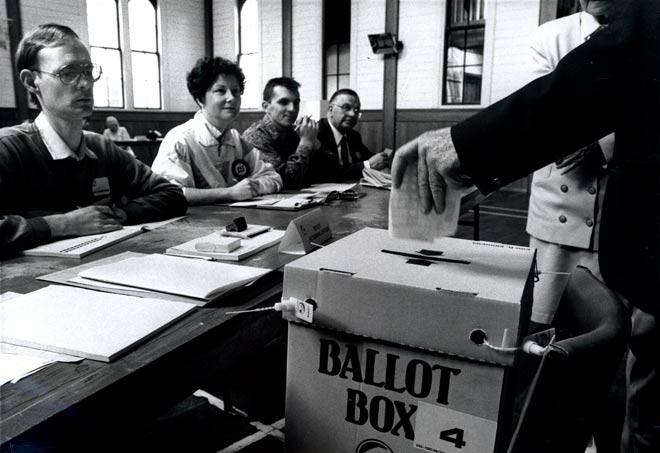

{"left": 284, "top": 228, "right": 533, "bottom": 304}
{"left": 283, "top": 228, "right": 536, "bottom": 366}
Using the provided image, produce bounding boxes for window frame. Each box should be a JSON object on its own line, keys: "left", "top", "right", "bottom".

{"left": 86, "top": 0, "right": 163, "bottom": 110}
{"left": 129, "top": 0, "right": 162, "bottom": 109}
{"left": 442, "top": 0, "right": 486, "bottom": 106}
{"left": 88, "top": 0, "right": 125, "bottom": 108}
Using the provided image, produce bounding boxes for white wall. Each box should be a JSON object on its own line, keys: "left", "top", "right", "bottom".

{"left": 291, "top": 0, "right": 323, "bottom": 102}
{"left": 160, "top": 0, "right": 205, "bottom": 111}
{"left": 396, "top": 0, "right": 444, "bottom": 109}
{"left": 213, "top": 0, "right": 236, "bottom": 59}
{"left": 0, "top": 1, "right": 15, "bottom": 108}
{"left": 351, "top": 0, "right": 385, "bottom": 109}
{"left": 487, "top": 0, "right": 540, "bottom": 102}
{"left": 260, "top": 0, "right": 283, "bottom": 86}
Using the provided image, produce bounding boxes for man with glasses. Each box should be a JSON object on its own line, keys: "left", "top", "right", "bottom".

{"left": 318, "top": 89, "right": 390, "bottom": 181}
{"left": 242, "top": 77, "right": 322, "bottom": 189}
{"left": 0, "top": 23, "right": 186, "bottom": 254}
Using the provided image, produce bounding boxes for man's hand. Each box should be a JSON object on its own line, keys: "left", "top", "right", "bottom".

{"left": 367, "top": 152, "right": 390, "bottom": 170}
{"left": 228, "top": 178, "right": 258, "bottom": 201}
{"left": 295, "top": 116, "right": 319, "bottom": 146}
{"left": 45, "top": 206, "right": 125, "bottom": 238}
{"left": 555, "top": 142, "right": 605, "bottom": 175}
{"left": 391, "top": 128, "right": 471, "bottom": 214}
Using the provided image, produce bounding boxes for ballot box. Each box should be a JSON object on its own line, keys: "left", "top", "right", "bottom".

{"left": 282, "top": 228, "right": 536, "bottom": 453}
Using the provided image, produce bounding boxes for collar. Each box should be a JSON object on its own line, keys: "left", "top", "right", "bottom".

{"left": 261, "top": 113, "right": 293, "bottom": 139}
{"left": 327, "top": 119, "right": 344, "bottom": 146}
{"left": 35, "top": 113, "right": 96, "bottom": 161}
{"left": 192, "top": 110, "right": 226, "bottom": 147}
{"left": 580, "top": 11, "right": 602, "bottom": 42}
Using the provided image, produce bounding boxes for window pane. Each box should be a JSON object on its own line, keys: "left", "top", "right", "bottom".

{"left": 325, "top": 75, "right": 338, "bottom": 97}
{"left": 446, "top": 30, "right": 466, "bottom": 68}
{"left": 240, "top": 53, "right": 261, "bottom": 109}
{"left": 240, "top": 0, "right": 259, "bottom": 54}
{"left": 132, "top": 52, "right": 161, "bottom": 108}
{"left": 444, "top": 67, "right": 464, "bottom": 104}
{"left": 87, "top": 0, "right": 119, "bottom": 47}
{"left": 338, "top": 43, "right": 350, "bottom": 74}
{"left": 338, "top": 75, "right": 350, "bottom": 90}
{"left": 91, "top": 47, "right": 123, "bottom": 108}
{"left": 325, "top": 45, "right": 338, "bottom": 76}
{"left": 129, "top": 0, "right": 158, "bottom": 52}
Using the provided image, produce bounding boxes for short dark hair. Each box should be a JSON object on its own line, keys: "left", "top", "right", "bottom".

{"left": 329, "top": 88, "right": 360, "bottom": 104}
{"left": 15, "top": 23, "right": 81, "bottom": 107}
{"left": 262, "top": 77, "right": 301, "bottom": 102}
{"left": 186, "top": 56, "right": 246, "bottom": 105}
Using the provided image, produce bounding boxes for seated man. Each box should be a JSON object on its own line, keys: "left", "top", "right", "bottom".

{"left": 103, "top": 115, "right": 134, "bottom": 156}
{"left": 0, "top": 23, "right": 187, "bottom": 255}
{"left": 242, "top": 77, "right": 322, "bottom": 189}
{"left": 151, "top": 56, "right": 282, "bottom": 205}
{"left": 317, "top": 89, "right": 390, "bottom": 181}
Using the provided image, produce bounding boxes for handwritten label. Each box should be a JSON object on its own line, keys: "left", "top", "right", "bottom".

{"left": 278, "top": 208, "right": 332, "bottom": 255}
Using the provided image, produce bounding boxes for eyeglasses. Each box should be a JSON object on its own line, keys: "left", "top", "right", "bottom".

{"left": 31, "top": 63, "right": 102, "bottom": 85}
{"left": 332, "top": 103, "right": 363, "bottom": 118}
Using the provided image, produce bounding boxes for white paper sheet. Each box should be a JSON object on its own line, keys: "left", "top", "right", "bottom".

{"left": 389, "top": 165, "right": 469, "bottom": 241}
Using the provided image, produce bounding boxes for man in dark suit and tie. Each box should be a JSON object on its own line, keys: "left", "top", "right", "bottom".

{"left": 316, "top": 89, "right": 390, "bottom": 182}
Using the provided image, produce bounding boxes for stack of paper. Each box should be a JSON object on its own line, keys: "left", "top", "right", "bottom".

{"left": 166, "top": 229, "right": 285, "bottom": 261}
{"left": 77, "top": 254, "right": 271, "bottom": 301}
{"left": 18, "top": 217, "right": 186, "bottom": 259}
{"left": 229, "top": 193, "right": 325, "bottom": 210}
{"left": 361, "top": 168, "right": 392, "bottom": 189}
{"left": 0, "top": 286, "right": 195, "bottom": 362}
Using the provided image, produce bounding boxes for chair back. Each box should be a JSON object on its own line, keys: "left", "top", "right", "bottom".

{"left": 507, "top": 265, "right": 630, "bottom": 453}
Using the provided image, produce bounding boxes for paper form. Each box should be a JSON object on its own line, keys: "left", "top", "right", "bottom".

{"left": 389, "top": 165, "right": 471, "bottom": 241}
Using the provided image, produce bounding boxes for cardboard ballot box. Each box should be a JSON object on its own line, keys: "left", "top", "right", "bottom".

{"left": 282, "top": 228, "right": 536, "bottom": 453}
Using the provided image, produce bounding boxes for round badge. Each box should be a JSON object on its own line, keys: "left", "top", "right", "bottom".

{"left": 231, "top": 159, "right": 249, "bottom": 180}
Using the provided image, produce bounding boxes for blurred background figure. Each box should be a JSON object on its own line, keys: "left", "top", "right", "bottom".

{"left": 103, "top": 115, "right": 134, "bottom": 156}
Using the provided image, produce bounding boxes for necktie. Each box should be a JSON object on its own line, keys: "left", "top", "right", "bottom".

{"left": 339, "top": 135, "right": 349, "bottom": 167}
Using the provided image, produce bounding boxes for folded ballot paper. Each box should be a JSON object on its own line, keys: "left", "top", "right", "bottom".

{"left": 360, "top": 167, "right": 392, "bottom": 189}
{"left": 78, "top": 254, "right": 271, "bottom": 301}
{"left": 389, "top": 165, "right": 481, "bottom": 240}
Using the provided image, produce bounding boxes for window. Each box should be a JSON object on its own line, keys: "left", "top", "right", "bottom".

{"left": 237, "top": 0, "right": 260, "bottom": 109}
{"left": 443, "top": 0, "right": 485, "bottom": 105}
{"left": 87, "top": 0, "right": 124, "bottom": 107}
{"left": 129, "top": 0, "right": 161, "bottom": 108}
{"left": 86, "top": 0, "right": 162, "bottom": 109}
{"left": 323, "top": 0, "right": 350, "bottom": 98}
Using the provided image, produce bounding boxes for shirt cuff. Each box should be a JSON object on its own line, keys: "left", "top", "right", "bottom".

{"left": 363, "top": 160, "right": 370, "bottom": 170}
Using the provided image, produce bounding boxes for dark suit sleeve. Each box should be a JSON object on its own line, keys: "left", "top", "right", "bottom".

{"left": 451, "top": 6, "right": 637, "bottom": 194}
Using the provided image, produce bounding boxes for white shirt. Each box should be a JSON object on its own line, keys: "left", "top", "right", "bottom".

{"left": 34, "top": 113, "right": 95, "bottom": 161}
{"left": 327, "top": 119, "right": 370, "bottom": 169}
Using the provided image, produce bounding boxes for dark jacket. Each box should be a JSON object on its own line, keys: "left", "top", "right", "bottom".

{"left": 451, "top": 0, "right": 659, "bottom": 314}
{"left": 316, "top": 118, "right": 373, "bottom": 182}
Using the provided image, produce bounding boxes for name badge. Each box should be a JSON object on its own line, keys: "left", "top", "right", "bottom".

{"left": 92, "top": 177, "right": 111, "bottom": 197}
{"left": 231, "top": 160, "right": 250, "bottom": 180}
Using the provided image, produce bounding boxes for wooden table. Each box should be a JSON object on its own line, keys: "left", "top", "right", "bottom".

{"left": 0, "top": 187, "right": 391, "bottom": 451}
